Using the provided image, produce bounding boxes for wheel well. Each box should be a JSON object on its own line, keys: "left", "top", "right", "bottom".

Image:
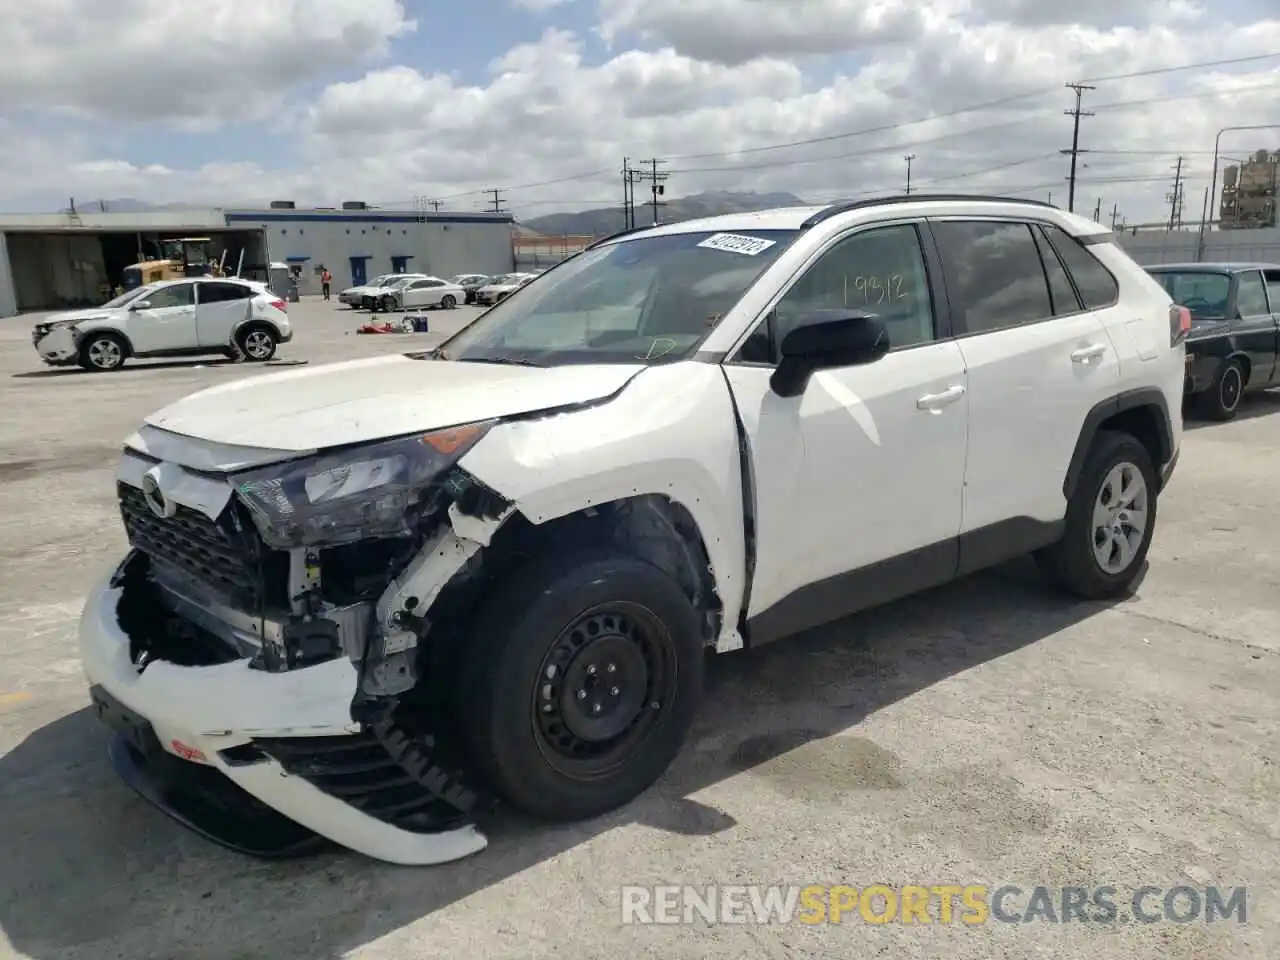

{"left": 1231, "top": 353, "right": 1251, "bottom": 385}
{"left": 1097, "top": 405, "right": 1166, "bottom": 472}
{"left": 431, "top": 494, "right": 722, "bottom": 650}
{"left": 237, "top": 320, "right": 279, "bottom": 340}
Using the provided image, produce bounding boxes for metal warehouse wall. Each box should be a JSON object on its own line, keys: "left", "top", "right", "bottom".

{"left": 5, "top": 233, "right": 108, "bottom": 310}
{"left": 1116, "top": 227, "right": 1280, "bottom": 265}
{"left": 225, "top": 212, "right": 516, "bottom": 295}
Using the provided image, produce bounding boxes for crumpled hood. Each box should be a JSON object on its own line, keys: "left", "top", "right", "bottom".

{"left": 34, "top": 308, "right": 119, "bottom": 329}
{"left": 143, "top": 354, "right": 647, "bottom": 451}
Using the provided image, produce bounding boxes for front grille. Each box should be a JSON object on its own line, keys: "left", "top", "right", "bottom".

{"left": 253, "top": 732, "right": 473, "bottom": 832}
{"left": 118, "top": 482, "right": 264, "bottom": 607}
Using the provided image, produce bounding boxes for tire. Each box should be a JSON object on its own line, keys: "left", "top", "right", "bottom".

{"left": 381, "top": 294, "right": 397, "bottom": 312}
{"left": 441, "top": 294, "right": 457, "bottom": 309}
{"left": 1196, "top": 358, "right": 1243, "bottom": 422}
{"left": 456, "top": 548, "right": 704, "bottom": 822}
{"left": 77, "top": 333, "right": 127, "bottom": 371}
{"left": 236, "top": 325, "right": 277, "bottom": 362}
{"left": 1036, "top": 429, "right": 1158, "bottom": 600}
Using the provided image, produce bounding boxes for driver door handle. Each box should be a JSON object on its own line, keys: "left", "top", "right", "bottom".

{"left": 1071, "top": 343, "right": 1107, "bottom": 364}
{"left": 917, "top": 384, "right": 965, "bottom": 411}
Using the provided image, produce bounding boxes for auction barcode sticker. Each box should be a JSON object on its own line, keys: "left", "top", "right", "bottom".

{"left": 696, "top": 233, "right": 777, "bottom": 256}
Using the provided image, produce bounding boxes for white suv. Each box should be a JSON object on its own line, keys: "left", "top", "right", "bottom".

{"left": 32, "top": 277, "right": 292, "bottom": 371}
{"left": 77, "top": 195, "right": 1185, "bottom": 865}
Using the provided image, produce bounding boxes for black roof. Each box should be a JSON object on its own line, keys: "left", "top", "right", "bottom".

{"left": 1146, "top": 261, "right": 1280, "bottom": 273}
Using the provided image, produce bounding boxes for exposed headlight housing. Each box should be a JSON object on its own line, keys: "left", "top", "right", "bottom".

{"left": 231, "top": 422, "right": 493, "bottom": 548}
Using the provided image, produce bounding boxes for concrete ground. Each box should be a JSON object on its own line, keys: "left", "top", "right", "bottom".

{"left": 0, "top": 298, "right": 1276, "bottom": 960}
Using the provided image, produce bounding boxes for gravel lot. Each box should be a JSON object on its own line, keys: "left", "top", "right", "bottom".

{"left": 0, "top": 297, "right": 1276, "bottom": 960}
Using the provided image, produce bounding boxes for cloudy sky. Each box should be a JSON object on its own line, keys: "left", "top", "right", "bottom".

{"left": 1, "top": 0, "right": 1279, "bottom": 224}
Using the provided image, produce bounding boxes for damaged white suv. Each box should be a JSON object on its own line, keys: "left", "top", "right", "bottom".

{"left": 79, "top": 195, "right": 1186, "bottom": 865}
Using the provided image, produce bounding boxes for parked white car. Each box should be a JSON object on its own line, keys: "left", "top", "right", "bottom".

{"left": 338, "top": 275, "right": 399, "bottom": 308}
{"left": 372, "top": 276, "right": 464, "bottom": 312}
{"left": 78, "top": 195, "right": 1184, "bottom": 866}
{"left": 363, "top": 274, "right": 429, "bottom": 311}
{"left": 32, "top": 277, "right": 292, "bottom": 371}
{"left": 473, "top": 272, "right": 536, "bottom": 306}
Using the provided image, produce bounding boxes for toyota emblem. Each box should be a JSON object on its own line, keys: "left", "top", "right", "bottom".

{"left": 141, "top": 468, "right": 177, "bottom": 519}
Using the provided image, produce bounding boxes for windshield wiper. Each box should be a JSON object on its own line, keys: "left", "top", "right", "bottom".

{"left": 454, "top": 355, "right": 544, "bottom": 367}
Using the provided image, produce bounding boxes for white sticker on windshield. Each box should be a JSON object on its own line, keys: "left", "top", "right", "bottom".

{"left": 696, "top": 233, "right": 777, "bottom": 256}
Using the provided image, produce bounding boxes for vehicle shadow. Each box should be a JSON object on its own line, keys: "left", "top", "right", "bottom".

{"left": 0, "top": 558, "right": 1130, "bottom": 959}
{"left": 11, "top": 359, "right": 235, "bottom": 379}
{"left": 1183, "top": 387, "right": 1280, "bottom": 430}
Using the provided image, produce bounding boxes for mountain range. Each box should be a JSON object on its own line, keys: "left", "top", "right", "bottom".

{"left": 519, "top": 190, "right": 807, "bottom": 237}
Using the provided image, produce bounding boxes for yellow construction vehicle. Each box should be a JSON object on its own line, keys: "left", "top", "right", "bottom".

{"left": 120, "top": 237, "right": 226, "bottom": 290}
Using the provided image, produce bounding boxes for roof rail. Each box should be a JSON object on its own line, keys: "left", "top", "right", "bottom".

{"left": 799, "top": 193, "right": 1057, "bottom": 230}
{"left": 585, "top": 224, "right": 653, "bottom": 249}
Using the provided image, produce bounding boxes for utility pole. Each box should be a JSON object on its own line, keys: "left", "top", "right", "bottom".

{"left": 429, "top": 200, "right": 441, "bottom": 212}
{"left": 621, "top": 157, "right": 632, "bottom": 229}
{"left": 486, "top": 189, "right": 506, "bottom": 214}
{"left": 1111, "top": 203, "right": 1120, "bottom": 230}
{"left": 1062, "top": 82, "right": 1095, "bottom": 214}
{"left": 904, "top": 154, "right": 916, "bottom": 195}
{"left": 1093, "top": 198, "right": 1102, "bottom": 222}
{"left": 1167, "top": 155, "right": 1185, "bottom": 230}
{"left": 638, "top": 158, "right": 668, "bottom": 225}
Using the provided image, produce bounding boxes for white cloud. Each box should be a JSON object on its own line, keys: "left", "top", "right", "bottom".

{"left": 0, "top": 0, "right": 416, "bottom": 124}
{"left": 2, "top": 2, "right": 1280, "bottom": 225}
{"left": 513, "top": 0, "right": 576, "bottom": 11}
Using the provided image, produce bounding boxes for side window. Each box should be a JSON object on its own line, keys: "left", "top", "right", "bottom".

{"left": 145, "top": 283, "right": 195, "bottom": 309}
{"left": 425, "top": 279, "right": 444, "bottom": 287}
{"left": 1032, "top": 226, "right": 1082, "bottom": 315}
{"left": 1264, "top": 269, "right": 1280, "bottom": 312}
{"left": 1039, "top": 224, "right": 1120, "bottom": 309}
{"left": 1235, "top": 271, "right": 1269, "bottom": 316}
{"left": 772, "top": 223, "right": 936, "bottom": 352}
{"left": 197, "top": 282, "right": 252, "bottom": 304}
{"left": 931, "top": 221, "right": 1052, "bottom": 333}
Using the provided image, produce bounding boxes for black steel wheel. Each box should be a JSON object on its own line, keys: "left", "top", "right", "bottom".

{"left": 457, "top": 549, "right": 704, "bottom": 821}
{"left": 532, "top": 604, "right": 675, "bottom": 781}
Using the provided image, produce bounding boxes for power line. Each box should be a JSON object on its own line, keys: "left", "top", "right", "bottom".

{"left": 662, "top": 52, "right": 1280, "bottom": 162}
{"left": 379, "top": 56, "right": 1280, "bottom": 209}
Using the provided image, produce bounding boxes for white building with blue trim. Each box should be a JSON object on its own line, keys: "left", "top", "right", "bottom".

{"left": 0, "top": 204, "right": 516, "bottom": 317}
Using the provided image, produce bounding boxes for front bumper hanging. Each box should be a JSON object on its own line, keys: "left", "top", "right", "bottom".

{"left": 78, "top": 566, "right": 489, "bottom": 866}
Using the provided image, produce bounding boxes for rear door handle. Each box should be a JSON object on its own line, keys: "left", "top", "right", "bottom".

{"left": 917, "top": 384, "right": 966, "bottom": 411}
{"left": 1071, "top": 343, "right": 1107, "bottom": 363}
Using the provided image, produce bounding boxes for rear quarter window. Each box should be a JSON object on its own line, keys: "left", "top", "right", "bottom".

{"left": 1040, "top": 225, "right": 1120, "bottom": 309}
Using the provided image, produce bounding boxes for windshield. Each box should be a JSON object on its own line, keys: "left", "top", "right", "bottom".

{"left": 104, "top": 285, "right": 152, "bottom": 308}
{"left": 438, "top": 228, "right": 798, "bottom": 366}
{"left": 1149, "top": 271, "right": 1231, "bottom": 318}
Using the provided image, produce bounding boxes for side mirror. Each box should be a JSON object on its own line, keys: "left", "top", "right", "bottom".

{"left": 130, "top": 300, "right": 152, "bottom": 311}
{"left": 770, "top": 311, "right": 889, "bottom": 398}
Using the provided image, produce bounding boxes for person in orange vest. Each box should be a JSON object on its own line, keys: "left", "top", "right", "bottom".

{"left": 320, "top": 267, "right": 332, "bottom": 300}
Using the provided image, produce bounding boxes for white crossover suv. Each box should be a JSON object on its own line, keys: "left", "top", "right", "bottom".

{"left": 32, "top": 278, "right": 292, "bottom": 371}
{"left": 79, "top": 195, "right": 1185, "bottom": 865}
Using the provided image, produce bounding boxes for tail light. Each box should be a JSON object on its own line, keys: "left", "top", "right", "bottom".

{"left": 1169, "top": 304, "right": 1190, "bottom": 345}
{"left": 270, "top": 299, "right": 287, "bottom": 312}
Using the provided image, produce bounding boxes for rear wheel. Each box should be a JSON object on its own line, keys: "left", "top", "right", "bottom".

{"left": 441, "top": 294, "right": 457, "bottom": 309}
{"left": 78, "top": 333, "right": 127, "bottom": 371}
{"left": 456, "top": 549, "right": 704, "bottom": 821}
{"left": 236, "top": 325, "right": 278, "bottom": 362}
{"left": 1196, "top": 358, "right": 1243, "bottom": 421}
{"left": 1036, "top": 429, "right": 1157, "bottom": 600}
